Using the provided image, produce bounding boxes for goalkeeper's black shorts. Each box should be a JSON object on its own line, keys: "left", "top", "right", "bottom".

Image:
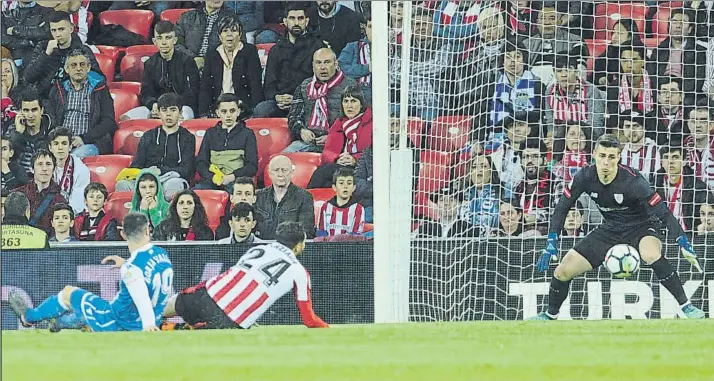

{"left": 175, "top": 282, "right": 243, "bottom": 330}
{"left": 573, "top": 223, "right": 661, "bottom": 268}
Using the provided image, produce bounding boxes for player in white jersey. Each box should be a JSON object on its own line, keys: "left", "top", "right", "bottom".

{"left": 161, "top": 221, "right": 329, "bottom": 330}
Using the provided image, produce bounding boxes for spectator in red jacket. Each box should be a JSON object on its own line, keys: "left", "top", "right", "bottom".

{"left": 307, "top": 85, "right": 372, "bottom": 189}
{"left": 74, "top": 182, "right": 118, "bottom": 241}
{"left": 14, "top": 149, "right": 68, "bottom": 234}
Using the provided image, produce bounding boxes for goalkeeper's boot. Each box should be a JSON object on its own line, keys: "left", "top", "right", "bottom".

{"left": 682, "top": 304, "right": 706, "bottom": 319}
{"left": 526, "top": 312, "right": 557, "bottom": 321}
{"left": 8, "top": 291, "right": 32, "bottom": 328}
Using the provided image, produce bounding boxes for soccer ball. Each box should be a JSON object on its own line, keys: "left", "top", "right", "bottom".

{"left": 604, "top": 244, "right": 641, "bottom": 279}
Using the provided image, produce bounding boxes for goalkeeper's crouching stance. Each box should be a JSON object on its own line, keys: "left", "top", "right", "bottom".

{"left": 161, "top": 221, "right": 329, "bottom": 330}
{"left": 529, "top": 134, "right": 705, "bottom": 320}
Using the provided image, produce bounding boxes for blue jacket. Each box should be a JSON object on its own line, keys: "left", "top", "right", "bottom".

{"left": 226, "top": 1, "right": 264, "bottom": 33}
{"left": 338, "top": 37, "right": 372, "bottom": 103}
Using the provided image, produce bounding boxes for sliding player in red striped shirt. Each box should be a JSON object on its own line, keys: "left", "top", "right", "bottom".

{"left": 161, "top": 222, "right": 328, "bottom": 329}
{"left": 317, "top": 167, "right": 365, "bottom": 237}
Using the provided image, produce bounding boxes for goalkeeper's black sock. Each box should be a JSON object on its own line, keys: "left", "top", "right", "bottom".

{"left": 546, "top": 277, "right": 571, "bottom": 317}
{"left": 651, "top": 257, "right": 689, "bottom": 306}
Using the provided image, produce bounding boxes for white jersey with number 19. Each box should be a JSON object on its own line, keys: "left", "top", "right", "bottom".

{"left": 205, "top": 242, "right": 327, "bottom": 328}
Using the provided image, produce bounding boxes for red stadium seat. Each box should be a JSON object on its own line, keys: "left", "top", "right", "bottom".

{"left": 593, "top": 3, "right": 647, "bottom": 40}
{"left": 109, "top": 88, "right": 140, "bottom": 122}
{"left": 413, "top": 192, "right": 438, "bottom": 221}
{"left": 99, "top": 10, "right": 154, "bottom": 39}
{"left": 183, "top": 119, "right": 219, "bottom": 155}
{"left": 96, "top": 45, "right": 123, "bottom": 62}
{"left": 160, "top": 8, "right": 190, "bottom": 24}
{"left": 119, "top": 45, "right": 158, "bottom": 82}
{"left": 654, "top": 7, "right": 674, "bottom": 38}
{"left": 308, "top": 188, "right": 336, "bottom": 203}
{"left": 85, "top": 155, "right": 133, "bottom": 192}
{"left": 417, "top": 150, "right": 452, "bottom": 195}
{"left": 108, "top": 81, "right": 141, "bottom": 96}
{"left": 105, "top": 191, "right": 134, "bottom": 228}
{"left": 113, "top": 119, "right": 162, "bottom": 155}
{"left": 426, "top": 115, "right": 472, "bottom": 153}
{"left": 94, "top": 53, "right": 115, "bottom": 83}
{"left": 246, "top": 119, "right": 293, "bottom": 176}
{"left": 407, "top": 118, "right": 426, "bottom": 148}
{"left": 263, "top": 152, "right": 321, "bottom": 188}
{"left": 256, "top": 43, "right": 276, "bottom": 67}
{"left": 194, "top": 190, "right": 229, "bottom": 231}
{"left": 584, "top": 39, "right": 608, "bottom": 72}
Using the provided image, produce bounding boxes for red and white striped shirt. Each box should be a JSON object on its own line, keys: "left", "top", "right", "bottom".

{"left": 205, "top": 243, "right": 328, "bottom": 328}
{"left": 685, "top": 135, "right": 714, "bottom": 191}
{"left": 317, "top": 200, "right": 365, "bottom": 236}
{"left": 620, "top": 138, "right": 661, "bottom": 181}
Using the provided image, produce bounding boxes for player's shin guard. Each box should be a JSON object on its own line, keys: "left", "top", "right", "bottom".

{"left": 24, "top": 294, "right": 69, "bottom": 323}
{"left": 546, "top": 277, "right": 571, "bottom": 317}
{"left": 651, "top": 257, "right": 689, "bottom": 306}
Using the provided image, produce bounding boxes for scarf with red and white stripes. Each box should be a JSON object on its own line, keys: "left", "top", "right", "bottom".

{"left": 358, "top": 41, "right": 370, "bottom": 86}
{"left": 621, "top": 141, "right": 660, "bottom": 178}
{"left": 342, "top": 112, "right": 365, "bottom": 155}
{"left": 618, "top": 71, "right": 654, "bottom": 114}
{"left": 548, "top": 80, "right": 588, "bottom": 123}
{"left": 307, "top": 70, "right": 345, "bottom": 130}
{"left": 55, "top": 156, "right": 75, "bottom": 197}
{"left": 664, "top": 175, "right": 687, "bottom": 230}
{"left": 438, "top": 1, "right": 482, "bottom": 58}
{"left": 685, "top": 135, "right": 714, "bottom": 182}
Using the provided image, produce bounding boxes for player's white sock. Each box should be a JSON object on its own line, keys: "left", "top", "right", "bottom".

{"left": 545, "top": 311, "right": 558, "bottom": 319}
{"left": 680, "top": 302, "right": 692, "bottom": 309}
{"left": 57, "top": 292, "right": 70, "bottom": 311}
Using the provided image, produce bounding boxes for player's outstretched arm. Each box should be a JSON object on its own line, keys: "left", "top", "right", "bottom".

{"left": 294, "top": 270, "right": 329, "bottom": 328}
{"left": 640, "top": 182, "right": 703, "bottom": 273}
{"left": 121, "top": 264, "right": 160, "bottom": 330}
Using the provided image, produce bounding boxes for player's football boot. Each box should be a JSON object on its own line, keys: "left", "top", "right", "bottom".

{"left": 8, "top": 291, "right": 32, "bottom": 328}
{"left": 526, "top": 312, "right": 556, "bottom": 321}
{"left": 682, "top": 304, "right": 706, "bottom": 319}
{"left": 48, "top": 319, "right": 61, "bottom": 333}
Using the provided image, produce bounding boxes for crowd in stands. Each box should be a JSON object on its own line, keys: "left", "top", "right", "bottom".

{"left": 1, "top": 1, "right": 374, "bottom": 244}
{"left": 388, "top": 1, "right": 714, "bottom": 241}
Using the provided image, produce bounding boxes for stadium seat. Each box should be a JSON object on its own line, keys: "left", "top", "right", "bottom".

{"left": 653, "top": 7, "right": 674, "bottom": 38}
{"left": 593, "top": 3, "right": 647, "bottom": 40}
{"left": 84, "top": 155, "right": 133, "bottom": 192}
{"left": 109, "top": 88, "right": 140, "bottom": 122}
{"left": 246, "top": 119, "right": 293, "bottom": 176}
{"left": 308, "top": 188, "right": 336, "bottom": 203}
{"left": 94, "top": 53, "right": 115, "bottom": 83}
{"left": 263, "top": 152, "right": 321, "bottom": 188}
{"left": 194, "top": 190, "right": 229, "bottom": 231}
{"left": 160, "top": 8, "right": 190, "bottom": 24}
{"left": 417, "top": 150, "right": 453, "bottom": 195}
{"left": 413, "top": 192, "right": 438, "bottom": 221}
{"left": 584, "top": 39, "right": 609, "bottom": 72}
{"left": 113, "top": 119, "right": 162, "bottom": 155}
{"left": 119, "top": 45, "right": 158, "bottom": 82}
{"left": 104, "top": 191, "right": 134, "bottom": 228}
{"left": 256, "top": 43, "right": 276, "bottom": 67}
{"left": 96, "top": 45, "right": 123, "bottom": 62}
{"left": 108, "top": 81, "right": 141, "bottom": 96}
{"left": 407, "top": 118, "right": 426, "bottom": 148}
{"left": 426, "top": 115, "right": 472, "bottom": 153}
{"left": 99, "top": 10, "right": 154, "bottom": 39}
{"left": 183, "top": 119, "right": 219, "bottom": 155}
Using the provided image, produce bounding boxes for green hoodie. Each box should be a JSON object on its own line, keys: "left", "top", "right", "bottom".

{"left": 130, "top": 169, "right": 170, "bottom": 229}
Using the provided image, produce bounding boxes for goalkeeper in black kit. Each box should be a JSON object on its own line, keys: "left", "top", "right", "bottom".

{"left": 529, "top": 134, "right": 705, "bottom": 320}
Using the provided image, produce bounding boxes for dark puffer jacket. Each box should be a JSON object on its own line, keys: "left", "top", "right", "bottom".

{"left": 175, "top": 3, "right": 235, "bottom": 57}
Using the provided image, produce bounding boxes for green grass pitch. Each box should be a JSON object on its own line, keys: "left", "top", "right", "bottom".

{"left": 3, "top": 320, "right": 713, "bottom": 381}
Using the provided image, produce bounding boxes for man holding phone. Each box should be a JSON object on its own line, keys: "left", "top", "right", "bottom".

{"left": 6, "top": 87, "right": 53, "bottom": 171}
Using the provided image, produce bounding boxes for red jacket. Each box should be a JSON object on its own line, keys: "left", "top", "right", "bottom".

{"left": 321, "top": 107, "right": 373, "bottom": 164}
{"left": 15, "top": 181, "right": 67, "bottom": 234}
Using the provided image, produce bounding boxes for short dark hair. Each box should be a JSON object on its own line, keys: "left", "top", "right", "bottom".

{"left": 658, "top": 76, "right": 682, "bottom": 91}
{"left": 230, "top": 202, "right": 255, "bottom": 220}
{"left": 361, "top": 11, "right": 371, "bottom": 24}
{"left": 154, "top": 20, "right": 175, "bottom": 36}
{"left": 554, "top": 55, "right": 578, "bottom": 69}
{"left": 137, "top": 172, "right": 158, "bottom": 186}
{"left": 31, "top": 148, "right": 56, "bottom": 169}
{"left": 19, "top": 85, "right": 41, "bottom": 107}
{"left": 157, "top": 92, "right": 182, "bottom": 110}
{"left": 332, "top": 167, "right": 355, "bottom": 185}
{"left": 233, "top": 176, "right": 255, "bottom": 190}
{"left": 47, "top": 127, "right": 73, "bottom": 144}
{"left": 4, "top": 191, "right": 29, "bottom": 219}
{"left": 521, "top": 137, "right": 546, "bottom": 155}
{"left": 671, "top": 8, "right": 695, "bottom": 24}
{"left": 275, "top": 221, "right": 306, "bottom": 249}
{"left": 1, "top": 135, "right": 15, "bottom": 160}
{"left": 595, "top": 134, "right": 621, "bottom": 150}
{"left": 123, "top": 212, "right": 150, "bottom": 241}
{"left": 504, "top": 111, "right": 538, "bottom": 132}
{"left": 687, "top": 97, "right": 714, "bottom": 120}
{"left": 659, "top": 143, "right": 684, "bottom": 157}
{"left": 215, "top": 93, "right": 242, "bottom": 109}
{"left": 67, "top": 49, "right": 91, "bottom": 63}
{"left": 285, "top": 2, "right": 308, "bottom": 16}
{"left": 619, "top": 44, "right": 646, "bottom": 61}
{"left": 47, "top": 10, "right": 72, "bottom": 24}
{"left": 501, "top": 38, "right": 529, "bottom": 69}
{"left": 84, "top": 182, "right": 108, "bottom": 200}
{"left": 51, "top": 202, "right": 74, "bottom": 220}
{"left": 341, "top": 85, "right": 367, "bottom": 114}
{"left": 618, "top": 110, "right": 645, "bottom": 129}
{"left": 216, "top": 14, "right": 243, "bottom": 35}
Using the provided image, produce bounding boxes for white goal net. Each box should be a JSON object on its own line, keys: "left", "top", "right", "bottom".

{"left": 387, "top": 0, "right": 714, "bottom": 321}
